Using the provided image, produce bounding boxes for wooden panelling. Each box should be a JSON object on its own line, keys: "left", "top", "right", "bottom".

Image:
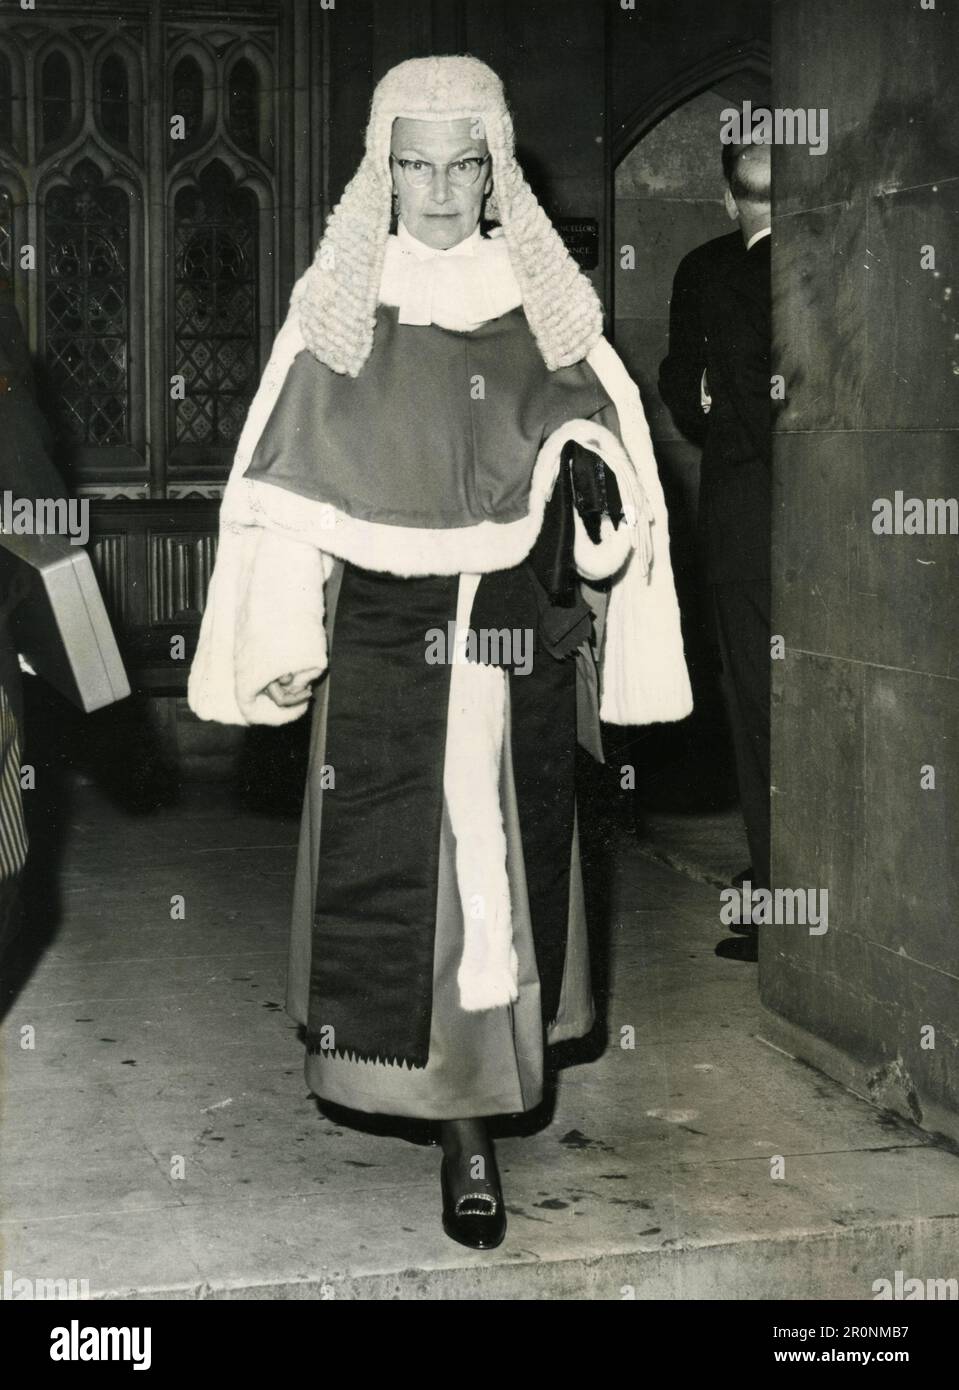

{"left": 89, "top": 498, "right": 218, "bottom": 694}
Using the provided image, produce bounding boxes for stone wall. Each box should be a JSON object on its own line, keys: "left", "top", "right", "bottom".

{"left": 761, "top": 0, "right": 959, "bottom": 1142}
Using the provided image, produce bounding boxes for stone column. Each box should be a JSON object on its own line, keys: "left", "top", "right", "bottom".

{"left": 762, "top": 0, "right": 959, "bottom": 1141}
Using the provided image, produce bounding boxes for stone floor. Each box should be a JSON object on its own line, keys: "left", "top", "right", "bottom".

{"left": 1, "top": 781, "right": 958, "bottom": 1300}
{"left": 638, "top": 808, "right": 750, "bottom": 888}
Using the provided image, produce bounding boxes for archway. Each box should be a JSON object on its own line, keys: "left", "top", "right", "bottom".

{"left": 606, "top": 53, "right": 770, "bottom": 825}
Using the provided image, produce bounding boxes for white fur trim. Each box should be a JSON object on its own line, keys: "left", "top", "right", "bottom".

{"left": 188, "top": 307, "right": 314, "bottom": 726}
{"left": 188, "top": 528, "right": 257, "bottom": 725}
{"left": 233, "top": 530, "right": 329, "bottom": 725}
{"left": 229, "top": 417, "right": 636, "bottom": 580}
{"left": 188, "top": 526, "right": 331, "bottom": 727}
{"left": 443, "top": 574, "right": 519, "bottom": 1011}
{"left": 573, "top": 512, "right": 634, "bottom": 582}
{"left": 586, "top": 339, "right": 694, "bottom": 726}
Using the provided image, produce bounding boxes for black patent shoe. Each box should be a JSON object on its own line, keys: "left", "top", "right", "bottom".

{"left": 716, "top": 931, "right": 758, "bottom": 962}
{"left": 440, "top": 1155, "right": 507, "bottom": 1250}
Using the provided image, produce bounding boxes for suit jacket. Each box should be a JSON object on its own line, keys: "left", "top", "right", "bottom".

{"left": 659, "top": 230, "right": 771, "bottom": 583}
{"left": 0, "top": 282, "right": 68, "bottom": 726}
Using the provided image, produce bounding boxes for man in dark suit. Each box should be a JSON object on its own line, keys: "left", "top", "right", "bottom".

{"left": 659, "top": 139, "right": 772, "bottom": 937}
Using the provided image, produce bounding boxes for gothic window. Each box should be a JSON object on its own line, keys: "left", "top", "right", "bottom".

{"left": 170, "top": 55, "right": 203, "bottom": 145}
{"left": 44, "top": 160, "right": 130, "bottom": 446}
{"left": 227, "top": 58, "right": 259, "bottom": 153}
{"left": 5, "top": 7, "right": 285, "bottom": 494}
{"left": 98, "top": 53, "right": 130, "bottom": 149}
{"left": 40, "top": 49, "right": 72, "bottom": 148}
{"left": 1, "top": 1, "right": 303, "bottom": 693}
{"left": 173, "top": 161, "right": 258, "bottom": 450}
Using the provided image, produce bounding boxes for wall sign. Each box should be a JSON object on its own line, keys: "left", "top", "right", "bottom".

{"left": 554, "top": 218, "right": 599, "bottom": 271}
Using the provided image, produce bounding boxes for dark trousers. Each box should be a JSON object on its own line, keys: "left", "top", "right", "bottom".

{"left": 712, "top": 579, "right": 771, "bottom": 888}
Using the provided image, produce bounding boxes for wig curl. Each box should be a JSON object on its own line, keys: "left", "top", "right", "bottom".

{"left": 291, "top": 55, "right": 604, "bottom": 377}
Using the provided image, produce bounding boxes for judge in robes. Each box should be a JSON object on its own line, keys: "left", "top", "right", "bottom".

{"left": 189, "top": 56, "right": 692, "bottom": 1249}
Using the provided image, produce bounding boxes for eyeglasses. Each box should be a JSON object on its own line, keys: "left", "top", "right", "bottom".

{"left": 389, "top": 154, "right": 490, "bottom": 189}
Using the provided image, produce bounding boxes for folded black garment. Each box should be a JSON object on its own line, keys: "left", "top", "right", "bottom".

{"left": 564, "top": 438, "right": 625, "bottom": 545}
{"left": 469, "top": 441, "right": 624, "bottom": 666}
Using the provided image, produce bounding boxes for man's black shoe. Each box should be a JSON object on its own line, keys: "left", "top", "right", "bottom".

{"left": 716, "top": 932, "right": 758, "bottom": 962}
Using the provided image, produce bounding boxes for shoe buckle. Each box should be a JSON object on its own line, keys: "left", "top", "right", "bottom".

{"left": 455, "top": 1192, "right": 499, "bottom": 1216}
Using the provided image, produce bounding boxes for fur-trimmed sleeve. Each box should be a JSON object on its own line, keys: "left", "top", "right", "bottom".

{"left": 581, "top": 339, "right": 693, "bottom": 727}
{"left": 188, "top": 305, "right": 331, "bottom": 726}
